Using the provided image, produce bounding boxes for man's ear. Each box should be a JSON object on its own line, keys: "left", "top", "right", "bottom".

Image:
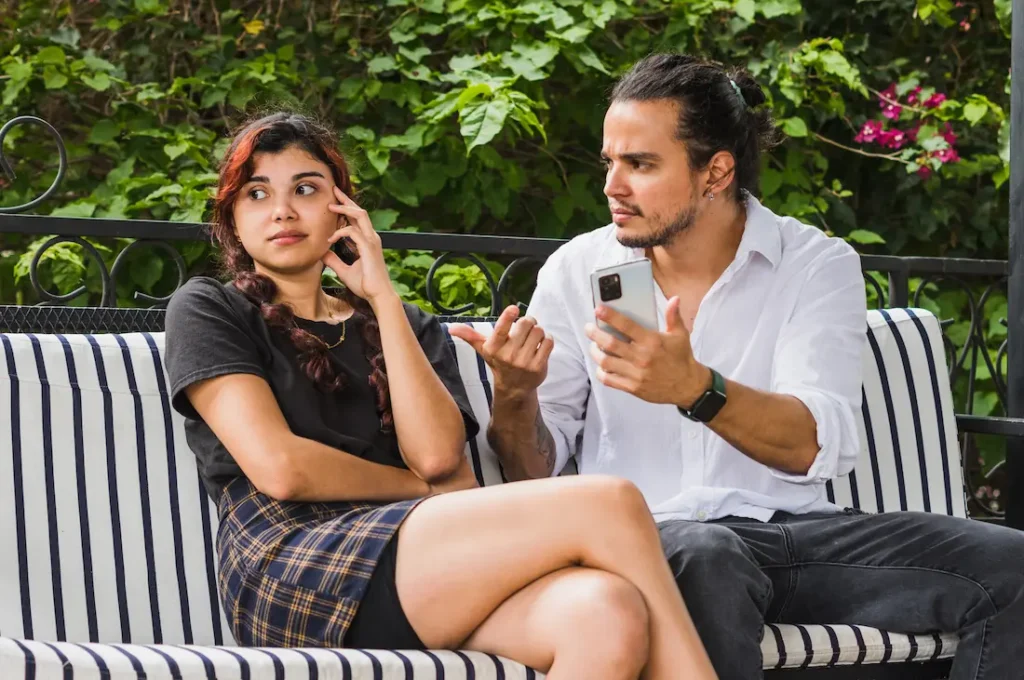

{"left": 704, "top": 150, "right": 737, "bottom": 196}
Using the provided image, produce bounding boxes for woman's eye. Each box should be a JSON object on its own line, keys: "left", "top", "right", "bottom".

{"left": 296, "top": 183, "right": 316, "bottom": 196}
{"left": 249, "top": 188, "right": 267, "bottom": 200}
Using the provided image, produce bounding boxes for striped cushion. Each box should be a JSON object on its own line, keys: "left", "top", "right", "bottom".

{"left": 0, "top": 309, "right": 960, "bottom": 676}
{"left": 0, "top": 626, "right": 957, "bottom": 677}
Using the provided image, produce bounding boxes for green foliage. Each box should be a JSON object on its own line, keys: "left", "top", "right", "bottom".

{"left": 0, "top": 0, "right": 1014, "bottom": 472}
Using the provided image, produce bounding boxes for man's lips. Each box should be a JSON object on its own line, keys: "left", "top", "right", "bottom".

{"left": 611, "top": 207, "right": 639, "bottom": 224}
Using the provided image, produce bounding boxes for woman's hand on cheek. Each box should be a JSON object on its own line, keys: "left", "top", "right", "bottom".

{"left": 326, "top": 186, "right": 397, "bottom": 306}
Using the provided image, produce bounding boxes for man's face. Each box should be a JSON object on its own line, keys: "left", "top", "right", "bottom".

{"left": 601, "top": 99, "right": 703, "bottom": 249}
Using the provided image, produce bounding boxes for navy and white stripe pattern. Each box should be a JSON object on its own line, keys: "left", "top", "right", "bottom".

{"left": 0, "top": 309, "right": 961, "bottom": 677}
{"left": 0, "top": 332, "right": 231, "bottom": 647}
{"left": 826, "top": 309, "right": 966, "bottom": 517}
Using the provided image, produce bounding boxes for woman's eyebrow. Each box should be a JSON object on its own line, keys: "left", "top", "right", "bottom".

{"left": 244, "top": 171, "right": 326, "bottom": 185}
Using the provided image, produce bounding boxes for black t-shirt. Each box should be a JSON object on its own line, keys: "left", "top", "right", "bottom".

{"left": 164, "top": 276, "right": 479, "bottom": 503}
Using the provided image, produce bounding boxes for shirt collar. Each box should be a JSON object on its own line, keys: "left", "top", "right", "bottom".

{"left": 599, "top": 192, "right": 782, "bottom": 270}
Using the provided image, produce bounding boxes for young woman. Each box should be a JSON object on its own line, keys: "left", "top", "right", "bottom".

{"left": 165, "top": 112, "right": 716, "bottom": 680}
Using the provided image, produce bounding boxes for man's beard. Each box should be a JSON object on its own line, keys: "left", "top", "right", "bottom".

{"left": 617, "top": 203, "right": 699, "bottom": 249}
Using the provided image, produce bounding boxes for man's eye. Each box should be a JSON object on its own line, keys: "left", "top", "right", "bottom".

{"left": 296, "top": 183, "right": 316, "bottom": 196}
{"left": 249, "top": 188, "right": 267, "bottom": 200}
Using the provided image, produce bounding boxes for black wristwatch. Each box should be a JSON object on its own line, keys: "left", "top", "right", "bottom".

{"left": 677, "top": 368, "right": 727, "bottom": 423}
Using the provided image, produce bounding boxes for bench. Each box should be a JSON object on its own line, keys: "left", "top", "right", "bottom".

{"left": 0, "top": 304, "right": 964, "bottom": 679}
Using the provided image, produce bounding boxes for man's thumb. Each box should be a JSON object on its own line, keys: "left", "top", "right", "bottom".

{"left": 665, "top": 296, "right": 685, "bottom": 334}
{"left": 448, "top": 324, "right": 487, "bottom": 353}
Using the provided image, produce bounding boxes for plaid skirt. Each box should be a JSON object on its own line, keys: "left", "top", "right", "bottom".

{"left": 216, "top": 476, "right": 423, "bottom": 648}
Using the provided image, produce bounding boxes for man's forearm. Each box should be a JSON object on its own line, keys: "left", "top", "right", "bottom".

{"left": 487, "top": 390, "right": 557, "bottom": 481}
{"left": 705, "top": 378, "right": 820, "bottom": 475}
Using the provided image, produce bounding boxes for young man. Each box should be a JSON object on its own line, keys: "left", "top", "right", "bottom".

{"left": 449, "top": 53, "right": 1024, "bottom": 679}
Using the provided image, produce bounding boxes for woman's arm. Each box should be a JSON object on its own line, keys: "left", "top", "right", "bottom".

{"left": 371, "top": 293, "right": 469, "bottom": 482}
{"left": 186, "top": 372, "right": 430, "bottom": 502}
{"left": 325, "top": 187, "right": 471, "bottom": 485}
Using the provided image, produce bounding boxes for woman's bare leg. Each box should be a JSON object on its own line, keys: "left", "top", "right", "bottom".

{"left": 395, "top": 475, "right": 717, "bottom": 679}
{"left": 461, "top": 567, "right": 649, "bottom": 680}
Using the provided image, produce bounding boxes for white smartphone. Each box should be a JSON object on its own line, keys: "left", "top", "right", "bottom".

{"left": 590, "top": 259, "right": 659, "bottom": 342}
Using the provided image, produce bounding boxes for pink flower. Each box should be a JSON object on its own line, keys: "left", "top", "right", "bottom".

{"left": 879, "top": 84, "right": 902, "bottom": 120}
{"left": 934, "top": 147, "right": 960, "bottom": 164}
{"left": 855, "top": 120, "right": 884, "bottom": 144}
{"left": 960, "top": 19, "right": 971, "bottom": 31}
{"left": 924, "top": 93, "right": 947, "bottom": 109}
{"left": 918, "top": 165, "right": 933, "bottom": 179}
{"left": 880, "top": 129, "right": 908, "bottom": 150}
{"left": 907, "top": 121, "right": 923, "bottom": 142}
{"left": 941, "top": 122, "right": 957, "bottom": 146}
{"left": 906, "top": 86, "right": 923, "bottom": 106}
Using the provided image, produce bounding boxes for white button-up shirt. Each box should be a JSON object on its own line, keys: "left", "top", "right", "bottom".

{"left": 528, "top": 196, "right": 867, "bottom": 522}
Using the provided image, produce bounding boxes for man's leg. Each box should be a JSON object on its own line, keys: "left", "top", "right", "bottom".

{"left": 658, "top": 519, "right": 779, "bottom": 679}
{"left": 770, "top": 511, "right": 1024, "bottom": 680}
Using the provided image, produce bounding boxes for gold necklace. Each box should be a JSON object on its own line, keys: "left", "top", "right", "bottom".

{"left": 318, "top": 319, "right": 346, "bottom": 350}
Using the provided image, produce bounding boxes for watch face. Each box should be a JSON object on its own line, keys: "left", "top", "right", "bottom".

{"left": 694, "top": 390, "right": 727, "bottom": 422}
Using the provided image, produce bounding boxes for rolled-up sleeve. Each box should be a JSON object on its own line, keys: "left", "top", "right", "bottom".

{"left": 770, "top": 243, "right": 867, "bottom": 484}
{"left": 528, "top": 256, "right": 590, "bottom": 476}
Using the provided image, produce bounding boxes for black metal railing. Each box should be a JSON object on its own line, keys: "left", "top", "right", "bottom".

{"left": 2, "top": 115, "right": 1022, "bottom": 523}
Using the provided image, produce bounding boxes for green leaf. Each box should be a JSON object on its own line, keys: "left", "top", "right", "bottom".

{"left": 574, "top": 46, "right": 609, "bottom": 75}
{"left": 735, "top": 0, "right": 756, "bottom": 21}
{"left": 200, "top": 88, "right": 227, "bottom": 109}
{"left": 346, "top": 126, "right": 375, "bottom": 143}
{"left": 368, "top": 56, "right": 398, "bottom": 74}
{"left": 761, "top": 168, "right": 783, "bottom": 197}
{"left": 134, "top": 0, "right": 168, "bottom": 14}
{"left": 370, "top": 209, "right": 401, "bottom": 231}
{"left": 782, "top": 117, "right": 808, "bottom": 137}
{"left": 553, "top": 194, "right": 574, "bottom": 224}
{"left": 759, "top": 0, "right": 802, "bottom": 18}
{"left": 847, "top": 229, "right": 886, "bottom": 244}
{"left": 49, "top": 27, "right": 81, "bottom": 48}
{"left": 366, "top": 148, "right": 391, "bottom": 174}
{"left": 88, "top": 120, "right": 120, "bottom": 144}
{"left": 399, "top": 45, "right": 431, "bottom": 63}
{"left": 964, "top": 102, "right": 988, "bottom": 125}
{"left": 460, "top": 96, "right": 512, "bottom": 153}
{"left": 418, "top": 0, "right": 444, "bottom": 12}
{"left": 50, "top": 201, "right": 97, "bottom": 218}
{"left": 42, "top": 66, "right": 67, "bottom": 89}
{"left": 449, "top": 54, "right": 488, "bottom": 73}
{"left": 130, "top": 254, "right": 164, "bottom": 292}
{"left": 548, "top": 25, "right": 591, "bottom": 43}
{"left": 81, "top": 72, "right": 111, "bottom": 91}
{"left": 35, "top": 46, "right": 66, "bottom": 64}
{"left": 163, "top": 142, "right": 189, "bottom": 160}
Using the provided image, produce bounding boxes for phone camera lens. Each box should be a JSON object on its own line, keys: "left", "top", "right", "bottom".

{"left": 599, "top": 274, "right": 622, "bottom": 302}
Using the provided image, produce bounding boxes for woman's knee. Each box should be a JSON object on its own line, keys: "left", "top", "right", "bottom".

{"left": 556, "top": 570, "right": 650, "bottom": 671}
{"left": 576, "top": 475, "right": 652, "bottom": 525}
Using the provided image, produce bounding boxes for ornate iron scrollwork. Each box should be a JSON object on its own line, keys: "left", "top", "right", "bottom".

{"left": 107, "top": 239, "right": 188, "bottom": 307}
{"left": 0, "top": 116, "right": 67, "bottom": 215}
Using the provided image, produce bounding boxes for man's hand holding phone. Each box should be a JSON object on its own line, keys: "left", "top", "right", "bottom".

{"left": 448, "top": 305, "right": 554, "bottom": 401}
{"left": 585, "top": 297, "right": 711, "bottom": 409}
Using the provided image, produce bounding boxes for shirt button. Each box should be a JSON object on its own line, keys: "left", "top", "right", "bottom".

{"left": 688, "top": 430, "right": 698, "bottom": 440}
{"left": 697, "top": 510, "right": 708, "bottom": 521}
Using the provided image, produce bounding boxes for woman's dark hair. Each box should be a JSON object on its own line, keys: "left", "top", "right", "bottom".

{"left": 211, "top": 112, "right": 392, "bottom": 429}
{"left": 610, "top": 53, "right": 780, "bottom": 203}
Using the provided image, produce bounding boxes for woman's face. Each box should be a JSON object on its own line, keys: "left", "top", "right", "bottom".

{"left": 232, "top": 145, "right": 339, "bottom": 276}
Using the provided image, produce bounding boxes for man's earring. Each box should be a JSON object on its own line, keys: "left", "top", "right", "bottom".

{"left": 708, "top": 191, "right": 715, "bottom": 202}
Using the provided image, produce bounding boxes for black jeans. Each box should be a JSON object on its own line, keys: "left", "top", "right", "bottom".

{"left": 658, "top": 510, "right": 1024, "bottom": 680}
